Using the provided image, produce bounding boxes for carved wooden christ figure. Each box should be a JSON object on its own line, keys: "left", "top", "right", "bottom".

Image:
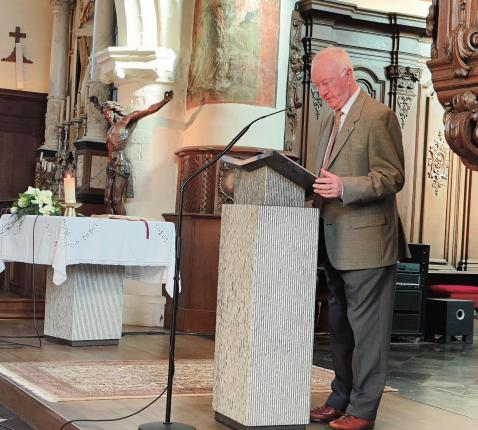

{"left": 91, "top": 91, "right": 173, "bottom": 215}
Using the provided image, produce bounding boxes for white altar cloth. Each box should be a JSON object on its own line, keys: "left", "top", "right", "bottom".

{"left": 0, "top": 215, "right": 176, "bottom": 296}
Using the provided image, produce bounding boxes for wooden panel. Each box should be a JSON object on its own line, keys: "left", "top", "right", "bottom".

{"left": 419, "top": 95, "right": 453, "bottom": 267}
{"left": 0, "top": 88, "right": 47, "bottom": 318}
{"left": 163, "top": 213, "right": 221, "bottom": 334}
{"left": 175, "top": 146, "right": 263, "bottom": 215}
{"left": 461, "top": 170, "right": 478, "bottom": 270}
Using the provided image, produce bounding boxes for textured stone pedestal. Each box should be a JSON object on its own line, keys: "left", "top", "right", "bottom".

{"left": 44, "top": 264, "right": 124, "bottom": 346}
{"left": 213, "top": 204, "right": 320, "bottom": 429}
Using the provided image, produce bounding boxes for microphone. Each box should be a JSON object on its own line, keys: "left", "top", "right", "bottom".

{"left": 144, "top": 102, "right": 302, "bottom": 430}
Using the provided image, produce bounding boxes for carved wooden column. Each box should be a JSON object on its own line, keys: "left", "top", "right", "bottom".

{"left": 284, "top": 10, "right": 305, "bottom": 157}
{"left": 426, "top": 0, "right": 478, "bottom": 270}
{"left": 427, "top": 0, "right": 478, "bottom": 170}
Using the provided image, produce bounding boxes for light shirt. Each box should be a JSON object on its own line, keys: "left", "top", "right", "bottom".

{"left": 337, "top": 87, "right": 360, "bottom": 199}
{"left": 337, "top": 87, "right": 361, "bottom": 131}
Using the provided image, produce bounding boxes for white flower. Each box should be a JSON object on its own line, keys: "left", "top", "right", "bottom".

{"left": 39, "top": 204, "right": 53, "bottom": 216}
{"left": 10, "top": 206, "right": 18, "bottom": 214}
{"left": 17, "top": 196, "right": 29, "bottom": 208}
{"left": 24, "top": 186, "right": 39, "bottom": 195}
{"left": 35, "top": 190, "right": 53, "bottom": 206}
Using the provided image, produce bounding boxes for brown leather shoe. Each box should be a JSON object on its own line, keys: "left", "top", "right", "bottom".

{"left": 328, "top": 414, "right": 374, "bottom": 430}
{"left": 310, "top": 405, "right": 344, "bottom": 423}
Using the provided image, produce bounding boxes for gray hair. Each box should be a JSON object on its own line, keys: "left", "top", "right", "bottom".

{"left": 313, "top": 47, "right": 355, "bottom": 78}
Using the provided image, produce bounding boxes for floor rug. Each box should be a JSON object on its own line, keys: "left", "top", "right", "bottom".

{"left": 0, "top": 359, "right": 396, "bottom": 402}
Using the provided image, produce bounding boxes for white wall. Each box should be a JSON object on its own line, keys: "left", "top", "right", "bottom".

{"left": 353, "top": 0, "right": 430, "bottom": 16}
{"left": 0, "top": 0, "right": 52, "bottom": 92}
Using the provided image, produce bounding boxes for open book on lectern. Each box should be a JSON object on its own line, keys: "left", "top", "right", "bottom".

{"left": 221, "top": 150, "right": 318, "bottom": 198}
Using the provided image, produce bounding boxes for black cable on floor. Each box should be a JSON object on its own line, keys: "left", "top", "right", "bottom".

{"left": 58, "top": 386, "right": 168, "bottom": 430}
{"left": 122, "top": 330, "right": 214, "bottom": 337}
{"left": 0, "top": 422, "right": 17, "bottom": 430}
{"left": 59, "top": 319, "right": 178, "bottom": 429}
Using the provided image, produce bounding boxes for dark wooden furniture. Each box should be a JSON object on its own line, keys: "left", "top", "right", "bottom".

{"left": 175, "top": 146, "right": 264, "bottom": 215}
{"left": 163, "top": 146, "right": 265, "bottom": 334}
{"left": 0, "top": 88, "right": 48, "bottom": 319}
{"left": 426, "top": 0, "right": 478, "bottom": 170}
{"left": 162, "top": 213, "right": 221, "bottom": 333}
{"left": 289, "top": 1, "right": 428, "bottom": 166}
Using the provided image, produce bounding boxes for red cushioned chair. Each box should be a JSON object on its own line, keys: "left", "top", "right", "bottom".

{"left": 428, "top": 284, "right": 478, "bottom": 309}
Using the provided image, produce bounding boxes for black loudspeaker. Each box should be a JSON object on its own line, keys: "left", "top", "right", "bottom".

{"left": 426, "top": 298, "right": 474, "bottom": 344}
{"left": 392, "top": 244, "right": 430, "bottom": 336}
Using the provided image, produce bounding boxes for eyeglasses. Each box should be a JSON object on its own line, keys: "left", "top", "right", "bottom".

{"left": 313, "top": 68, "right": 349, "bottom": 91}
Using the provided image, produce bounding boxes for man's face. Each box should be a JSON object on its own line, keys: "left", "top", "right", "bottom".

{"left": 311, "top": 59, "right": 352, "bottom": 111}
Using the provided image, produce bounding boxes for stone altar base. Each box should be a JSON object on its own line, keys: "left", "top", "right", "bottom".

{"left": 44, "top": 264, "right": 124, "bottom": 346}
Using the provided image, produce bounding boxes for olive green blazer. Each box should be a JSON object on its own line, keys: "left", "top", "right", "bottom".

{"left": 311, "top": 90, "right": 408, "bottom": 270}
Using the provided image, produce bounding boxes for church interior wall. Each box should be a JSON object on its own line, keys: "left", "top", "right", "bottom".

{"left": 0, "top": 0, "right": 52, "bottom": 93}
{"left": 352, "top": 0, "right": 429, "bottom": 16}
{"left": 181, "top": 0, "right": 297, "bottom": 151}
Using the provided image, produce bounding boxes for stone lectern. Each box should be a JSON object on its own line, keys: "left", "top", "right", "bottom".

{"left": 213, "top": 151, "right": 320, "bottom": 430}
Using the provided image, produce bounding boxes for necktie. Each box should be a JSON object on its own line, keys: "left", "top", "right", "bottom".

{"left": 321, "top": 110, "right": 343, "bottom": 172}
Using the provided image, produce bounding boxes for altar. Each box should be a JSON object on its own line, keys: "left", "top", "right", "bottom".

{"left": 0, "top": 215, "right": 176, "bottom": 345}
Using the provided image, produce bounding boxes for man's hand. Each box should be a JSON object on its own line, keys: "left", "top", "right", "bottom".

{"left": 313, "top": 169, "right": 343, "bottom": 199}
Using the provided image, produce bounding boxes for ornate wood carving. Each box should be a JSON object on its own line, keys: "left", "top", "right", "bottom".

{"left": 426, "top": 0, "right": 439, "bottom": 59}
{"left": 427, "top": 130, "right": 450, "bottom": 196}
{"left": 443, "top": 91, "right": 478, "bottom": 169}
{"left": 387, "top": 65, "right": 422, "bottom": 128}
{"left": 175, "top": 147, "right": 263, "bottom": 215}
{"left": 445, "top": 0, "right": 478, "bottom": 78}
{"left": 428, "top": 1, "right": 478, "bottom": 171}
{"left": 217, "top": 161, "right": 234, "bottom": 211}
{"left": 284, "top": 10, "right": 305, "bottom": 153}
{"left": 310, "top": 87, "right": 322, "bottom": 120}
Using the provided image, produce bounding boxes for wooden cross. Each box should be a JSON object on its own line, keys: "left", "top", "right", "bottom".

{"left": 1, "top": 26, "right": 32, "bottom": 89}
{"left": 9, "top": 26, "right": 26, "bottom": 43}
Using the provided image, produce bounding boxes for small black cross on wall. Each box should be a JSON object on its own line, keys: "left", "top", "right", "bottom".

{"left": 9, "top": 26, "right": 26, "bottom": 43}
{"left": 1, "top": 25, "right": 32, "bottom": 64}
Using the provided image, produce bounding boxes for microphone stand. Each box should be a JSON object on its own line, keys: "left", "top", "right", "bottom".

{"left": 138, "top": 105, "right": 298, "bottom": 430}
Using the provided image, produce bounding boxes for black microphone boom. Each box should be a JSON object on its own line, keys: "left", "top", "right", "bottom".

{"left": 138, "top": 103, "right": 301, "bottom": 430}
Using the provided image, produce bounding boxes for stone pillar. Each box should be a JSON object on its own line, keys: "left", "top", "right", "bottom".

{"left": 83, "top": 0, "right": 115, "bottom": 143}
{"left": 40, "top": 0, "right": 73, "bottom": 152}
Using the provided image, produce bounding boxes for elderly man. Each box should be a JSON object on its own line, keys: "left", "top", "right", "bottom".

{"left": 309, "top": 47, "right": 407, "bottom": 430}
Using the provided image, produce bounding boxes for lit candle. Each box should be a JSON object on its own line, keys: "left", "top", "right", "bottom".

{"left": 64, "top": 174, "right": 76, "bottom": 203}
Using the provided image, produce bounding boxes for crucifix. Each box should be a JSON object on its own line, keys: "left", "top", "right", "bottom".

{"left": 1, "top": 26, "right": 33, "bottom": 89}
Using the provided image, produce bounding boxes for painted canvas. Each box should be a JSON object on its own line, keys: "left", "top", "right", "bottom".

{"left": 187, "top": 0, "right": 279, "bottom": 109}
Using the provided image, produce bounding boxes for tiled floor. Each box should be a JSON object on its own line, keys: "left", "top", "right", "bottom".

{"left": 312, "top": 320, "right": 478, "bottom": 419}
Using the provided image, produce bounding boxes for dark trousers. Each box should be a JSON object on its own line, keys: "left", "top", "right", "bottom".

{"left": 320, "top": 245, "right": 396, "bottom": 420}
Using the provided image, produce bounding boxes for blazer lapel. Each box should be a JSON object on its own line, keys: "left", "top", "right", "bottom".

{"left": 315, "top": 112, "right": 334, "bottom": 173}
{"left": 328, "top": 90, "right": 367, "bottom": 168}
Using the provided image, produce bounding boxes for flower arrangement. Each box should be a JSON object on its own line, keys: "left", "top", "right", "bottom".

{"left": 10, "top": 186, "right": 62, "bottom": 218}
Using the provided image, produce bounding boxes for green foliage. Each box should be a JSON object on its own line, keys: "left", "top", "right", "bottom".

{"left": 10, "top": 186, "right": 62, "bottom": 218}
